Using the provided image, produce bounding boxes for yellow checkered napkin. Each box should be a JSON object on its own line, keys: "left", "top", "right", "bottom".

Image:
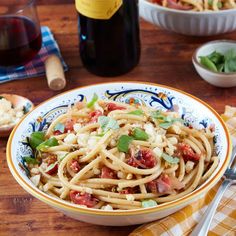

{"left": 130, "top": 106, "right": 236, "bottom": 236}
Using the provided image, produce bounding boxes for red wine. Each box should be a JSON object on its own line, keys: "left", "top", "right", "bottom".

{"left": 78, "top": 0, "right": 140, "bottom": 77}
{"left": 0, "top": 16, "right": 42, "bottom": 67}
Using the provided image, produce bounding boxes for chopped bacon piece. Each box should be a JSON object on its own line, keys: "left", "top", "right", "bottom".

{"left": 44, "top": 155, "right": 57, "bottom": 165}
{"left": 175, "top": 143, "right": 200, "bottom": 162}
{"left": 89, "top": 110, "right": 103, "bottom": 123}
{"left": 127, "top": 148, "right": 157, "bottom": 169}
{"left": 53, "top": 130, "right": 63, "bottom": 136}
{"left": 70, "top": 159, "right": 80, "bottom": 173}
{"left": 69, "top": 191, "right": 99, "bottom": 208}
{"left": 120, "top": 187, "right": 135, "bottom": 194}
{"left": 64, "top": 118, "right": 76, "bottom": 132}
{"left": 106, "top": 103, "right": 126, "bottom": 111}
{"left": 146, "top": 175, "right": 184, "bottom": 194}
{"left": 101, "top": 166, "right": 116, "bottom": 179}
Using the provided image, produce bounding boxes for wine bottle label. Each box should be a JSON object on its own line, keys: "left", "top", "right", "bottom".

{"left": 75, "top": 0, "right": 123, "bottom": 20}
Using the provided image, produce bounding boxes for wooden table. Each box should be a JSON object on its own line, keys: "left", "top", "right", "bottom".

{"left": 0, "top": 1, "right": 236, "bottom": 235}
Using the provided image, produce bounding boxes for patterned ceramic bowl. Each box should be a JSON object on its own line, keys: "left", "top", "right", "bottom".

{"left": 7, "top": 82, "right": 231, "bottom": 226}
{"left": 139, "top": 0, "right": 236, "bottom": 36}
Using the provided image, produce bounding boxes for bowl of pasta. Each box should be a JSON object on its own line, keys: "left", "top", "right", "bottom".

{"left": 7, "top": 82, "right": 231, "bottom": 226}
{"left": 139, "top": 0, "right": 236, "bottom": 36}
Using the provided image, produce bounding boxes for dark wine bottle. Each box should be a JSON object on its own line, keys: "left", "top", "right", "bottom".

{"left": 76, "top": 0, "right": 141, "bottom": 77}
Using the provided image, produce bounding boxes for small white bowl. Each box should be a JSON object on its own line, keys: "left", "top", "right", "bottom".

{"left": 139, "top": 0, "right": 236, "bottom": 36}
{"left": 192, "top": 40, "right": 236, "bottom": 88}
{"left": 0, "top": 94, "right": 34, "bottom": 137}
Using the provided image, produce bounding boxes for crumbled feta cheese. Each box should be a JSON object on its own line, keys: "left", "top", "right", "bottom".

{"left": 0, "top": 98, "right": 24, "bottom": 127}
{"left": 64, "top": 133, "right": 77, "bottom": 144}
{"left": 30, "top": 174, "right": 41, "bottom": 187}
{"left": 126, "top": 194, "right": 135, "bottom": 201}
{"left": 155, "top": 134, "right": 163, "bottom": 143}
{"left": 102, "top": 205, "right": 113, "bottom": 211}
{"left": 186, "top": 161, "right": 195, "bottom": 173}
{"left": 144, "top": 123, "right": 155, "bottom": 141}
{"left": 56, "top": 151, "right": 69, "bottom": 161}
{"left": 153, "top": 147, "right": 163, "bottom": 157}
{"left": 87, "top": 136, "right": 100, "bottom": 149}
{"left": 73, "top": 123, "right": 82, "bottom": 133}
{"left": 77, "top": 133, "right": 89, "bottom": 147}
{"left": 168, "top": 137, "right": 178, "bottom": 145}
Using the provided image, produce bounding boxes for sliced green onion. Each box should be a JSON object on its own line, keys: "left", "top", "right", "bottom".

{"left": 87, "top": 93, "right": 99, "bottom": 108}
{"left": 162, "top": 153, "right": 179, "bottom": 164}
{"left": 117, "top": 135, "right": 133, "bottom": 153}
{"left": 98, "top": 116, "right": 119, "bottom": 133}
{"left": 141, "top": 199, "right": 158, "bottom": 208}
{"left": 54, "top": 122, "right": 65, "bottom": 133}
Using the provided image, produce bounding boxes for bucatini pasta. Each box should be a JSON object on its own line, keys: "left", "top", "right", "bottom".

{"left": 151, "top": 0, "right": 236, "bottom": 11}
{"left": 25, "top": 95, "right": 219, "bottom": 210}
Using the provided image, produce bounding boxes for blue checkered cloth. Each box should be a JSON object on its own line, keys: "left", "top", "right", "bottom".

{"left": 0, "top": 26, "right": 68, "bottom": 84}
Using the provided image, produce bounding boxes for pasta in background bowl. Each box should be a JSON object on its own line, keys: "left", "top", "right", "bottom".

{"left": 7, "top": 82, "right": 231, "bottom": 226}
{"left": 139, "top": 0, "right": 236, "bottom": 36}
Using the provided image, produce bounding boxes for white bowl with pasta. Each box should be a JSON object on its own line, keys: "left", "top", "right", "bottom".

{"left": 139, "top": 0, "right": 236, "bottom": 36}
{"left": 7, "top": 82, "right": 231, "bottom": 226}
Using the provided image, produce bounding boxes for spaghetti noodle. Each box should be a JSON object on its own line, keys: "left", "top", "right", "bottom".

{"left": 151, "top": 0, "right": 236, "bottom": 11}
{"left": 26, "top": 97, "right": 218, "bottom": 210}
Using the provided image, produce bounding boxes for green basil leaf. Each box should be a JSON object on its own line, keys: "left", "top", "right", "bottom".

{"left": 0, "top": 96, "right": 4, "bottom": 99}
{"left": 207, "top": 51, "right": 224, "bottom": 64}
{"left": 36, "top": 137, "right": 59, "bottom": 152}
{"left": 98, "top": 116, "right": 119, "bottom": 132}
{"left": 128, "top": 109, "right": 144, "bottom": 116}
{"left": 141, "top": 199, "right": 158, "bottom": 208}
{"left": 224, "top": 49, "right": 236, "bottom": 61}
{"left": 162, "top": 153, "right": 179, "bottom": 164}
{"left": 224, "top": 57, "right": 236, "bottom": 73}
{"left": 117, "top": 135, "right": 133, "bottom": 153}
{"left": 54, "top": 122, "right": 65, "bottom": 133}
{"left": 200, "top": 56, "right": 218, "bottom": 72}
{"left": 29, "top": 131, "right": 45, "bottom": 149}
{"left": 132, "top": 128, "right": 149, "bottom": 141}
{"left": 87, "top": 93, "right": 98, "bottom": 108}
{"left": 23, "top": 156, "right": 39, "bottom": 165}
{"left": 217, "top": 63, "right": 224, "bottom": 72}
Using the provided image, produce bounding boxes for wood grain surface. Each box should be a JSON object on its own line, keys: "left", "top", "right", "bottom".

{"left": 0, "top": 1, "right": 236, "bottom": 236}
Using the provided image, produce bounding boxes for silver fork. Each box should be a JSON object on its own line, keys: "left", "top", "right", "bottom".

{"left": 190, "top": 146, "right": 236, "bottom": 236}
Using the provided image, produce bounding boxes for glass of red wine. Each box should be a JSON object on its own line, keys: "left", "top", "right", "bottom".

{"left": 0, "top": 0, "right": 42, "bottom": 68}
